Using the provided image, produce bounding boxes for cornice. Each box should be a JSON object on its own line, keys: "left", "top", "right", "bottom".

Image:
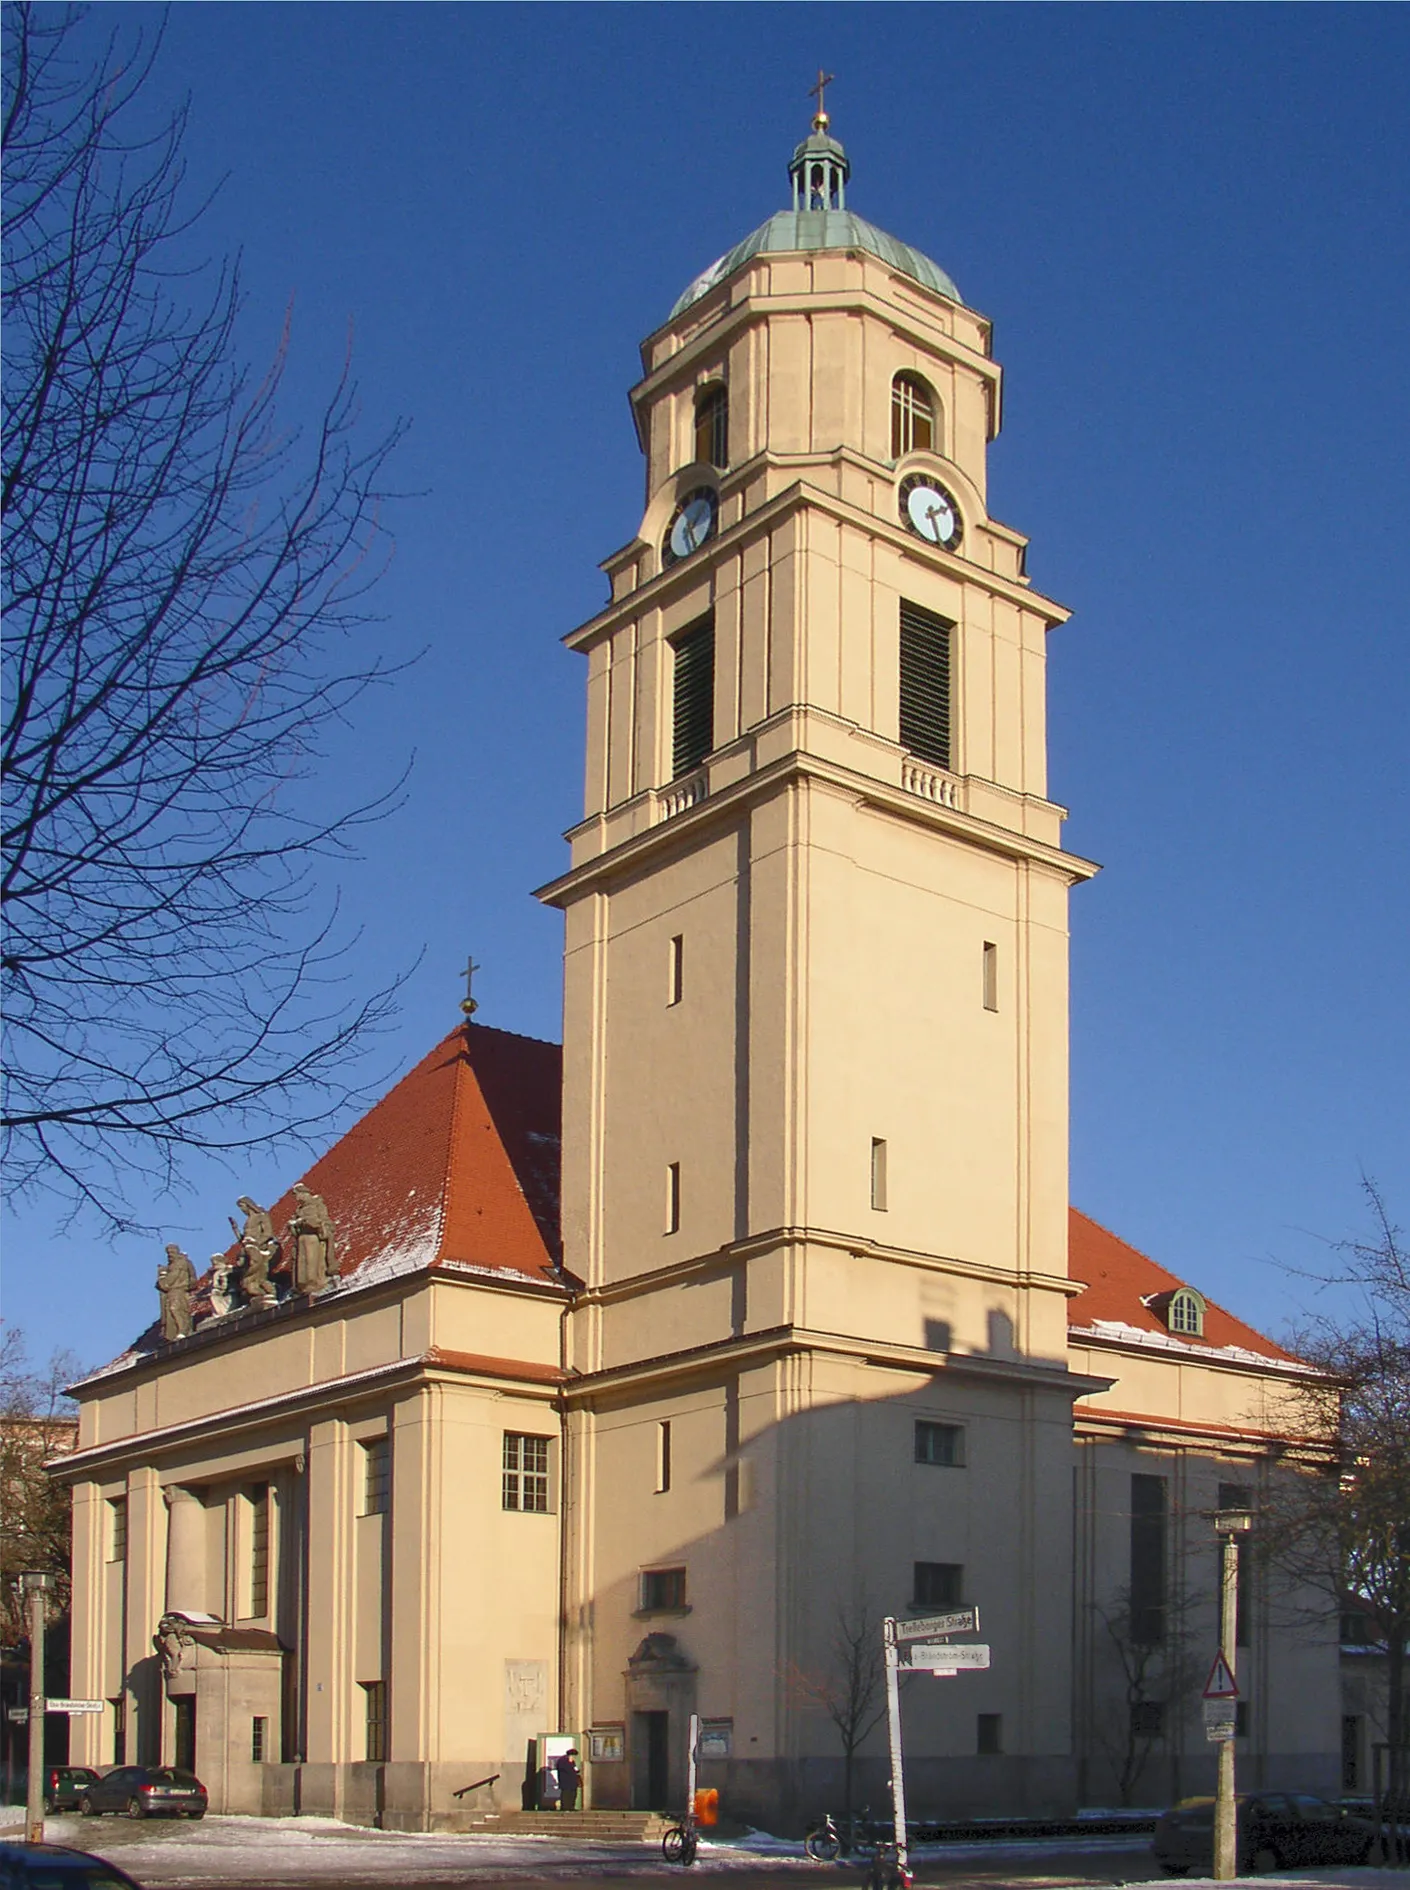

{"left": 1071, "top": 1401, "right": 1332, "bottom": 1459}
{"left": 536, "top": 745, "right": 1098, "bottom": 907}
{"left": 562, "top": 1322, "right": 1112, "bottom": 1406}
{"left": 571, "top": 467, "right": 1067, "bottom": 653}
{"left": 574, "top": 1221, "right": 1084, "bottom": 1309}
{"left": 1067, "top": 1325, "right": 1318, "bottom": 1383}
{"left": 50, "top": 1348, "right": 561, "bottom": 1481}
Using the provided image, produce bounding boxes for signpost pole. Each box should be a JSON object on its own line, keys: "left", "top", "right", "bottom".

{"left": 1211, "top": 1511, "right": 1251, "bottom": 1883}
{"left": 686, "top": 1710, "right": 699, "bottom": 1821}
{"left": 22, "top": 1571, "right": 56, "bottom": 1845}
{"left": 882, "top": 1620, "right": 910, "bottom": 1883}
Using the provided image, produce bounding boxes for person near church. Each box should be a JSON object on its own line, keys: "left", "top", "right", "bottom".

{"left": 536, "top": 1757, "right": 560, "bottom": 1811}
{"left": 555, "top": 1747, "right": 581, "bottom": 1812}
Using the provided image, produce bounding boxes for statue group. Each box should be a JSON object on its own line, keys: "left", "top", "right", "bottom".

{"left": 155, "top": 1183, "right": 338, "bottom": 1340}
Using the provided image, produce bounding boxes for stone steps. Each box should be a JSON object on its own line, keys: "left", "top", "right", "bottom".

{"left": 467, "top": 1808, "right": 674, "bottom": 1841}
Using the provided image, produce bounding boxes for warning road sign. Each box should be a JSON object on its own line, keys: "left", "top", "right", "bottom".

{"left": 1202, "top": 1651, "right": 1238, "bottom": 1699}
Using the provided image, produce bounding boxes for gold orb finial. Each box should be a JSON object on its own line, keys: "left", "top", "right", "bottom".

{"left": 808, "top": 68, "right": 835, "bottom": 135}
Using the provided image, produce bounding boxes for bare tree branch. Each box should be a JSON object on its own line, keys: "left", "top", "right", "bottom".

{"left": 1, "top": 5, "right": 412, "bottom": 1226}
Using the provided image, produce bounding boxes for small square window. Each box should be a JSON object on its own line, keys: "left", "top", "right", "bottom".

{"left": 915, "top": 1420, "right": 964, "bottom": 1467}
{"left": 913, "top": 1562, "right": 962, "bottom": 1608}
{"left": 977, "top": 1713, "right": 1003, "bottom": 1755}
{"left": 361, "top": 1438, "right": 390, "bottom": 1516}
{"left": 640, "top": 1567, "right": 687, "bottom": 1612}
{"left": 503, "top": 1432, "right": 551, "bottom": 1512}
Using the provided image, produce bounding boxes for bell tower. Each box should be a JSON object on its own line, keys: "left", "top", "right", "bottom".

{"left": 540, "top": 118, "right": 1098, "bottom": 1817}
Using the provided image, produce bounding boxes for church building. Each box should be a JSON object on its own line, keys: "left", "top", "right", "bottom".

{"left": 56, "top": 113, "right": 1344, "bottom": 1831}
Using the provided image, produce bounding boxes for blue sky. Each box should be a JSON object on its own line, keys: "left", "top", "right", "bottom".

{"left": 6, "top": 2, "right": 1407, "bottom": 1371}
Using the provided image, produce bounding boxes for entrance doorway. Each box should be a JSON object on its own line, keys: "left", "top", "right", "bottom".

{"left": 633, "top": 1711, "right": 669, "bottom": 1809}
{"left": 173, "top": 1698, "right": 196, "bottom": 1773}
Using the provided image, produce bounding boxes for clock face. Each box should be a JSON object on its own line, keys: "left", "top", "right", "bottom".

{"left": 664, "top": 488, "right": 718, "bottom": 567}
{"left": 898, "top": 473, "right": 963, "bottom": 551}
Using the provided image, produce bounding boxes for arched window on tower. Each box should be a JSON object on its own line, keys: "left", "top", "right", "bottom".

{"left": 891, "top": 372, "right": 936, "bottom": 460}
{"left": 694, "top": 385, "right": 728, "bottom": 470}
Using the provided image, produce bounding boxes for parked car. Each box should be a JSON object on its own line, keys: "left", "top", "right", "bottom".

{"left": 0, "top": 1840, "right": 144, "bottom": 1888}
{"left": 1154, "top": 1791, "right": 1380, "bottom": 1874}
{"left": 77, "top": 1763, "right": 207, "bottom": 1820}
{"left": 42, "top": 1769, "right": 99, "bottom": 1815}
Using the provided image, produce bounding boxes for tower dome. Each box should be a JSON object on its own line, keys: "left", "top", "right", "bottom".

{"left": 670, "top": 118, "right": 963, "bottom": 320}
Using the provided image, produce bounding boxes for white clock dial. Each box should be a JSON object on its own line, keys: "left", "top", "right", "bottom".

{"left": 906, "top": 483, "right": 956, "bottom": 545}
{"left": 664, "top": 488, "right": 718, "bottom": 566}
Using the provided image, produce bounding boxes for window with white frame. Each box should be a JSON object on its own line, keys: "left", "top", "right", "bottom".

{"left": 502, "top": 1432, "right": 551, "bottom": 1513}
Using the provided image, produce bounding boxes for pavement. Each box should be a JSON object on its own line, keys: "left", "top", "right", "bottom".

{"left": 0, "top": 1806, "right": 1399, "bottom": 1890}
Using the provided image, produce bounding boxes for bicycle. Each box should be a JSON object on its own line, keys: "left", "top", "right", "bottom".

{"left": 661, "top": 1809, "right": 699, "bottom": 1866}
{"left": 804, "top": 1807, "right": 882, "bottom": 1862}
{"left": 863, "top": 1837, "right": 913, "bottom": 1890}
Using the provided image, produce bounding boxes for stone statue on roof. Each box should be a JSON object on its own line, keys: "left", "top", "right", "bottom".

{"left": 231, "top": 1196, "right": 279, "bottom": 1308}
{"left": 288, "top": 1182, "right": 336, "bottom": 1294}
{"left": 156, "top": 1244, "right": 196, "bottom": 1341}
{"left": 208, "top": 1255, "right": 240, "bottom": 1319}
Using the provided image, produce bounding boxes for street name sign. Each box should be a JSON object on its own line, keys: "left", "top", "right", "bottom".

{"left": 45, "top": 1698, "right": 105, "bottom": 1715}
{"left": 903, "top": 1643, "right": 991, "bottom": 1671}
{"left": 895, "top": 1608, "right": 979, "bottom": 1641}
{"left": 6, "top": 1708, "right": 27, "bottom": 1724}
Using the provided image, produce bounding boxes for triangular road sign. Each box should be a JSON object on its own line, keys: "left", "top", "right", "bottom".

{"left": 1203, "top": 1651, "right": 1239, "bottom": 1699}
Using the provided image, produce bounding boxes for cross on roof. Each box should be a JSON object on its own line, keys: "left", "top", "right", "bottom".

{"left": 459, "top": 955, "right": 480, "bottom": 1019}
{"left": 808, "top": 68, "right": 835, "bottom": 131}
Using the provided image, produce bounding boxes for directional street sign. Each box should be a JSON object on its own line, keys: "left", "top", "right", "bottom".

{"left": 903, "top": 1642, "right": 991, "bottom": 1671}
{"left": 894, "top": 1608, "right": 979, "bottom": 1642}
{"left": 1202, "top": 1652, "right": 1238, "bottom": 1700}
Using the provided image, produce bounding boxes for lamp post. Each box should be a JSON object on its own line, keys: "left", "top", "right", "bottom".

{"left": 1211, "top": 1511, "right": 1252, "bottom": 1882}
{"left": 22, "top": 1570, "right": 57, "bottom": 1844}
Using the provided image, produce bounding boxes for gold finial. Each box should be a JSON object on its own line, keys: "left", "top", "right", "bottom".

{"left": 459, "top": 954, "right": 480, "bottom": 1019}
{"left": 808, "top": 68, "right": 835, "bottom": 134}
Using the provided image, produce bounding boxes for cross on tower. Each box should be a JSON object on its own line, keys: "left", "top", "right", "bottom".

{"left": 808, "top": 68, "right": 835, "bottom": 131}
{"left": 459, "top": 955, "right": 480, "bottom": 1019}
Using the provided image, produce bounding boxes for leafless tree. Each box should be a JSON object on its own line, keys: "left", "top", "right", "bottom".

{"left": 1090, "top": 1584, "right": 1201, "bottom": 1807}
{"left": 786, "top": 1595, "right": 887, "bottom": 1815}
{"left": 2, "top": 5, "right": 407, "bottom": 1227}
{"left": 1265, "top": 1181, "right": 1409, "bottom": 1853}
{"left": 0, "top": 1327, "right": 83, "bottom": 1639}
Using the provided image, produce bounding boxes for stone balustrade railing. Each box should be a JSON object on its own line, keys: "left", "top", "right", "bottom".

{"left": 900, "top": 758, "right": 959, "bottom": 807}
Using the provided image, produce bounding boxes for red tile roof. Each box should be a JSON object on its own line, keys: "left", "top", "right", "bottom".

{"left": 1067, "top": 1207, "right": 1295, "bottom": 1363}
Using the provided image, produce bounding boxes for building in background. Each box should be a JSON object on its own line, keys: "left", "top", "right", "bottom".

{"left": 54, "top": 116, "right": 1341, "bottom": 1829}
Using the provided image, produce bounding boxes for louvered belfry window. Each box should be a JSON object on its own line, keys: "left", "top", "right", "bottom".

{"left": 671, "top": 614, "right": 715, "bottom": 778}
{"left": 899, "top": 599, "right": 953, "bottom": 770}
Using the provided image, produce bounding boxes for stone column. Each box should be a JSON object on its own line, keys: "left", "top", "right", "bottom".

{"left": 164, "top": 1484, "right": 207, "bottom": 1617}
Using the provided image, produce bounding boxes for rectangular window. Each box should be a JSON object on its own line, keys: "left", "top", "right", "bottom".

{"left": 248, "top": 1483, "right": 269, "bottom": 1618}
{"left": 362, "top": 1681, "right": 389, "bottom": 1763}
{"left": 899, "top": 600, "right": 952, "bottom": 771}
{"left": 109, "top": 1497, "right": 127, "bottom": 1563}
{"left": 1218, "top": 1481, "right": 1253, "bottom": 1645}
{"left": 671, "top": 614, "right": 715, "bottom": 779}
{"left": 982, "top": 941, "right": 998, "bottom": 1012}
{"left": 110, "top": 1695, "right": 126, "bottom": 1766}
{"left": 668, "top": 934, "right": 684, "bottom": 1006}
{"left": 1130, "top": 1473, "right": 1167, "bottom": 1644}
{"left": 665, "top": 1161, "right": 681, "bottom": 1234}
{"left": 870, "top": 1138, "right": 888, "bottom": 1211}
{"left": 977, "top": 1713, "right": 1003, "bottom": 1755}
{"left": 502, "top": 1432, "right": 551, "bottom": 1513}
{"left": 915, "top": 1420, "right": 964, "bottom": 1467}
{"left": 1235, "top": 1699, "right": 1250, "bottom": 1739}
{"left": 251, "top": 1716, "right": 267, "bottom": 1763}
{"left": 913, "top": 1561, "right": 963, "bottom": 1608}
{"left": 640, "top": 1567, "right": 687, "bottom": 1612}
{"left": 1341, "top": 1610, "right": 1376, "bottom": 1647}
{"left": 1342, "top": 1714, "right": 1362, "bottom": 1790}
{"left": 174, "top": 1696, "right": 196, "bottom": 1773}
{"left": 656, "top": 1420, "right": 672, "bottom": 1494}
{"left": 362, "top": 1438, "right": 390, "bottom": 1517}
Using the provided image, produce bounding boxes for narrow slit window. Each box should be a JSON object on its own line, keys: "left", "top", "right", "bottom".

{"left": 977, "top": 1713, "right": 1003, "bottom": 1755}
{"left": 251, "top": 1716, "right": 267, "bottom": 1763}
{"left": 671, "top": 615, "right": 715, "bottom": 779}
{"left": 694, "top": 385, "right": 728, "bottom": 469}
{"left": 982, "top": 941, "right": 998, "bottom": 1012}
{"left": 891, "top": 373, "right": 936, "bottom": 459}
{"left": 362, "top": 1681, "right": 389, "bottom": 1763}
{"left": 248, "top": 1482, "right": 269, "bottom": 1617}
{"left": 657, "top": 1420, "right": 672, "bottom": 1494}
{"left": 109, "top": 1497, "right": 127, "bottom": 1563}
{"left": 870, "top": 1138, "right": 888, "bottom": 1212}
{"left": 668, "top": 934, "right": 684, "bottom": 1006}
{"left": 665, "top": 1162, "right": 681, "bottom": 1234}
{"left": 362, "top": 1438, "right": 390, "bottom": 1516}
{"left": 899, "top": 600, "right": 952, "bottom": 771}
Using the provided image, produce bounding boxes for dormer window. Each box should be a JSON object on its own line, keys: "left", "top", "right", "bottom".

{"left": 891, "top": 372, "right": 935, "bottom": 459}
{"left": 1166, "top": 1288, "right": 1206, "bottom": 1338}
{"left": 694, "top": 385, "right": 728, "bottom": 470}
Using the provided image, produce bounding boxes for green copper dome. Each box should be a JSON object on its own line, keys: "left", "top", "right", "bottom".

{"left": 670, "top": 123, "right": 962, "bottom": 320}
